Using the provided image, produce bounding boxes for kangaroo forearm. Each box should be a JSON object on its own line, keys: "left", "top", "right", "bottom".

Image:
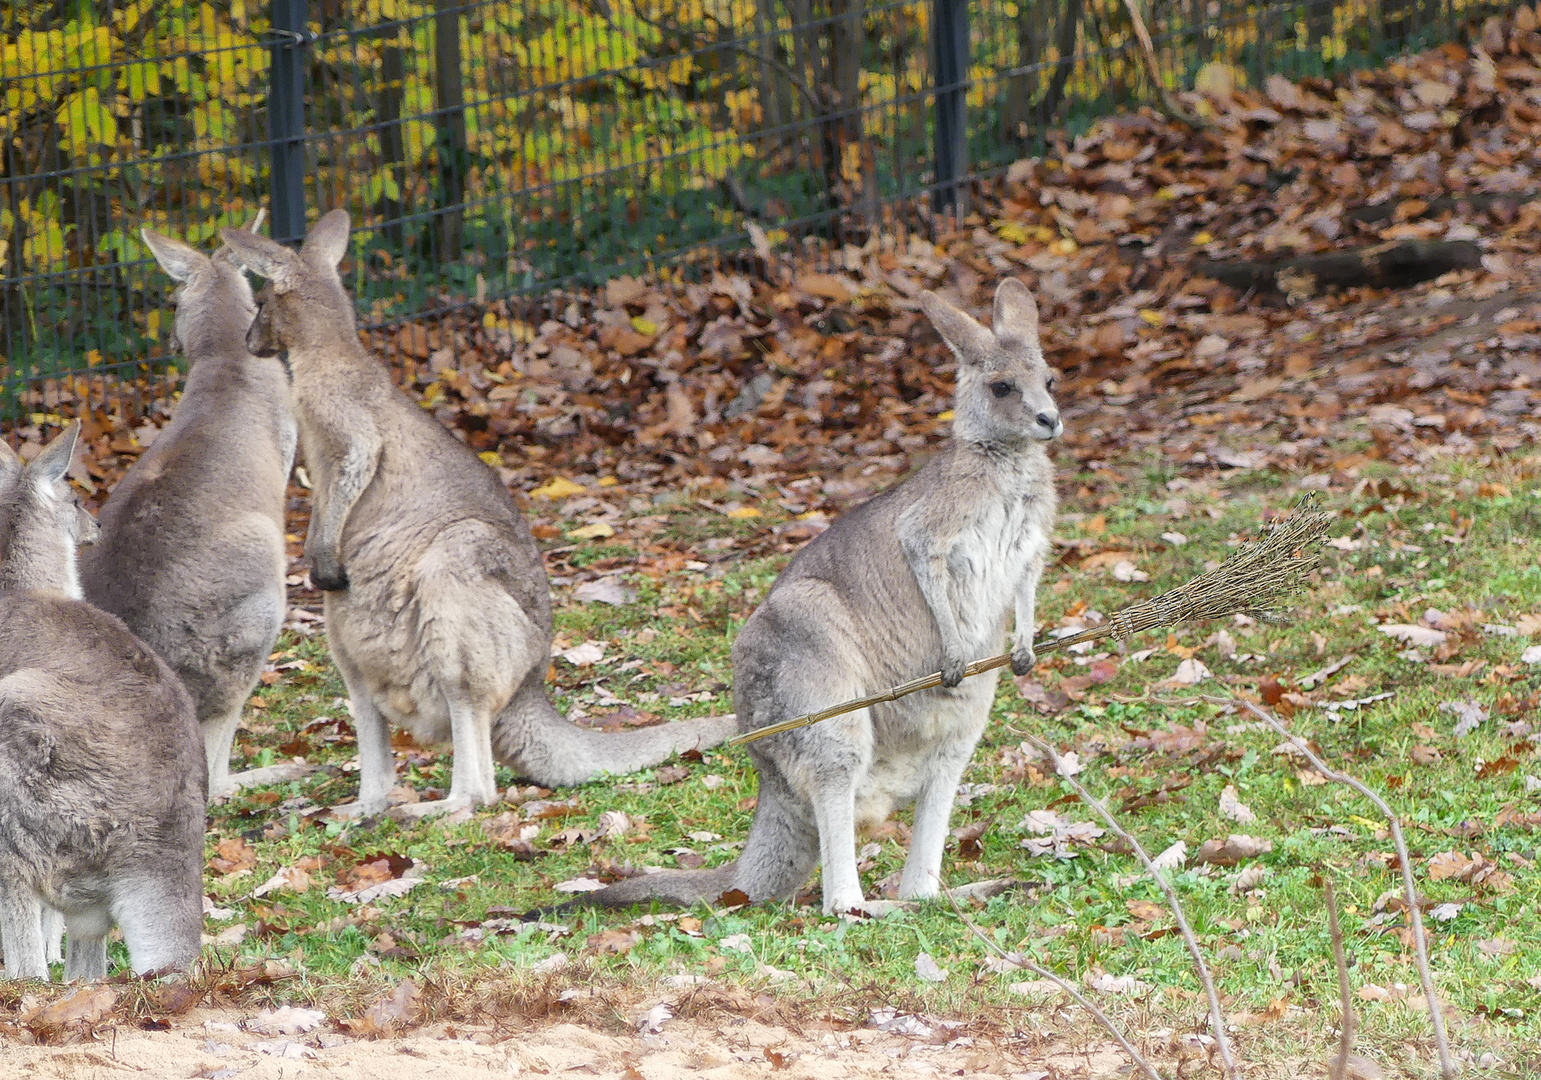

{"left": 1013, "top": 559, "right": 1044, "bottom": 641}
{"left": 908, "top": 554, "right": 968, "bottom": 657}
{"left": 312, "top": 442, "right": 379, "bottom": 556}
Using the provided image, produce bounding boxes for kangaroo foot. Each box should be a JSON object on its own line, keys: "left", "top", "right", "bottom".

{"left": 832, "top": 899, "right": 914, "bottom": 921}
{"left": 222, "top": 763, "right": 317, "bottom": 793}
{"left": 386, "top": 796, "right": 475, "bottom": 822}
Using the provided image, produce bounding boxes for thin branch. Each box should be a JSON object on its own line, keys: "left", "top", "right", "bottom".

{"left": 730, "top": 494, "right": 1331, "bottom": 746}
{"left": 1019, "top": 732, "right": 1239, "bottom": 1080}
{"left": 1220, "top": 695, "right": 1456, "bottom": 1080}
{"left": 941, "top": 884, "right": 1164, "bottom": 1080}
{"left": 1033, "top": 0, "right": 1087, "bottom": 125}
{"left": 1325, "top": 878, "right": 1355, "bottom": 1080}
{"left": 1115, "top": 0, "right": 1216, "bottom": 131}
{"left": 607, "top": 2, "right": 825, "bottom": 116}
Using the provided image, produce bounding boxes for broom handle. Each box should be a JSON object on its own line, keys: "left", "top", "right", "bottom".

{"left": 727, "top": 624, "right": 1107, "bottom": 747}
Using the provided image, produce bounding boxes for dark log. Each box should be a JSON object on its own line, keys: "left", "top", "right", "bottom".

{"left": 1193, "top": 239, "right": 1482, "bottom": 295}
{"left": 1345, "top": 193, "right": 1536, "bottom": 228}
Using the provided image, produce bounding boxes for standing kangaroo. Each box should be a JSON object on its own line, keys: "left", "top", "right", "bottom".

{"left": 0, "top": 424, "right": 205, "bottom": 980}
{"left": 551, "top": 279, "right": 1060, "bottom": 915}
{"left": 81, "top": 222, "right": 297, "bottom": 798}
{"left": 219, "top": 211, "right": 734, "bottom": 818}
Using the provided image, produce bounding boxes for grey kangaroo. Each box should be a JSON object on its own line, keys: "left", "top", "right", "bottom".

{"left": 81, "top": 221, "right": 297, "bottom": 798}
{"left": 551, "top": 279, "right": 1060, "bottom": 915}
{"left": 219, "top": 211, "right": 734, "bottom": 818}
{"left": 0, "top": 424, "right": 205, "bottom": 980}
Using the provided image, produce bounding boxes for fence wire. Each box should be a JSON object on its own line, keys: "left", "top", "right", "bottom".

{"left": 0, "top": 0, "right": 1515, "bottom": 429}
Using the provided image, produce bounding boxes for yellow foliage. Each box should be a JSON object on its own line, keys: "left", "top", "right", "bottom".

{"left": 531, "top": 476, "right": 587, "bottom": 500}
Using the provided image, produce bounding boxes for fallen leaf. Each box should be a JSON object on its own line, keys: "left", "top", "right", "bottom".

{"left": 1429, "top": 901, "right": 1462, "bottom": 922}
{"left": 253, "top": 865, "right": 313, "bottom": 898}
{"left": 914, "top": 952, "right": 948, "bottom": 983}
{"left": 569, "top": 521, "right": 616, "bottom": 540}
{"left": 636, "top": 1001, "right": 674, "bottom": 1033}
{"left": 1441, "top": 698, "right": 1488, "bottom": 737}
{"left": 1165, "top": 658, "right": 1212, "bottom": 686}
{"left": 1150, "top": 840, "right": 1189, "bottom": 872}
{"left": 248, "top": 1006, "right": 326, "bottom": 1036}
{"left": 1428, "top": 850, "right": 1477, "bottom": 881}
{"left": 587, "top": 928, "right": 641, "bottom": 954}
{"left": 1218, "top": 784, "right": 1257, "bottom": 824}
{"left": 573, "top": 578, "right": 635, "bottom": 605}
{"left": 951, "top": 815, "right": 994, "bottom": 859}
{"left": 23, "top": 987, "right": 117, "bottom": 1041}
{"left": 560, "top": 641, "right": 605, "bottom": 667}
{"left": 207, "top": 836, "right": 258, "bottom": 876}
{"left": 1378, "top": 623, "right": 1447, "bottom": 647}
{"left": 553, "top": 877, "right": 607, "bottom": 893}
{"left": 531, "top": 476, "right": 586, "bottom": 500}
{"left": 354, "top": 981, "right": 421, "bottom": 1036}
{"left": 1194, "top": 834, "right": 1273, "bottom": 866}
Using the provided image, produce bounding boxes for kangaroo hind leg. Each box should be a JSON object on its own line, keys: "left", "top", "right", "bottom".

{"left": 394, "top": 689, "right": 498, "bottom": 819}
{"left": 0, "top": 880, "right": 48, "bottom": 980}
{"left": 61, "top": 904, "right": 111, "bottom": 982}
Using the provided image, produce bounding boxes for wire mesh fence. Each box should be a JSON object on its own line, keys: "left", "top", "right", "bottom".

{"left": 0, "top": 0, "right": 1516, "bottom": 429}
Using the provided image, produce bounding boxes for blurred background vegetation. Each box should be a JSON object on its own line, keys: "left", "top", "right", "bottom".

{"left": 0, "top": 0, "right": 1511, "bottom": 416}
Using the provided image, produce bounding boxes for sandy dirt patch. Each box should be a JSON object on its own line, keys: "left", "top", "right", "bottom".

{"left": 3, "top": 1007, "right": 1137, "bottom": 1079}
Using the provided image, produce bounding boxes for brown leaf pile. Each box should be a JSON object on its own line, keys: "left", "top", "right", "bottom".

{"left": 4, "top": 15, "right": 1540, "bottom": 625}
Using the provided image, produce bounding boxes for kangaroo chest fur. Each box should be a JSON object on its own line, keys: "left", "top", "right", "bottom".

{"left": 942, "top": 474, "right": 1052, "bottom": 655}
{"left": 865, "top": 476, "right": 1049, "bottom": 818}
{"left": 758, "top": 445, "right": 1054, "bottom": 833}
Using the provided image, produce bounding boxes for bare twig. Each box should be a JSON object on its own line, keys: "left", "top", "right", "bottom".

{"left": 1019, "top": 732, "right": 1240, "bottom": 1079}
{"left": 730, "top": 494, "right": 1331, "bottom": 746}
{"left": 1115, "top": 0, "right": 1215, "bottom": 131}
{"left": 940, "top": 884, "right": 1163, "bottom": 1080}
{"left": 1324, "top": 878, "right": 1355, "bottom": 1080}
{"left": 1222, "top": 695, "right": 1456, "bottom": 1080}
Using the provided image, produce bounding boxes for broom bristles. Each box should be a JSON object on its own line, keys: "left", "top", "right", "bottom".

{"left": 729, "top": 493, "right": 1332, "bottom": 747}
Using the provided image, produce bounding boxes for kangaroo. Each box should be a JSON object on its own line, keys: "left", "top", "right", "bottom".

{"left": 548, "top": 279, "right": 1060, "bottom": 916}
{"left": 80, "top": 221, "right": 298, "bottom": 798}
{"left": 219, "top": 211, "right": 735, "bottom": 818}
{"left": 0, "top": 424, "right": 205, "bottom": 980}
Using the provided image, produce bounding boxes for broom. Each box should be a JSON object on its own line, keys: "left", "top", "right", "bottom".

{"left": 728, "top": 493, "right": 1333, "bottom": 747}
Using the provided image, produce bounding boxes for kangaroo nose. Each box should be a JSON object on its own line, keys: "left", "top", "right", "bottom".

{"left": 1036, "top": 410, "right": 1058, "bottom": 429}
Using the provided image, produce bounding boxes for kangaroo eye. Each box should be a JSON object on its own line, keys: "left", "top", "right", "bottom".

{"left": 990, "top": 381, "right": 1014, "bottom": 399}
{"left": 1046, "top": 375, "right": 1059, "bottom": 393}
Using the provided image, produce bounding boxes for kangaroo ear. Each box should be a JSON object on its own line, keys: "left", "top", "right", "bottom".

{"left": 992, "top": 278, "right": 1039, "bottom": 344}
{"left": 0, "top": 439, "right": 22, "bottom": 488}
{"left": 140, "top": 227, "right": 210, "bottom": 284}
{"left": 27, "top": 422, "right": 80, "bottom": 487}
{"left": 214, "top": 210, "right": 267, "bottom": 270}
{"left": 920, "top": 290, "right": 995, "bottom": 367}
{"left": 301, "top": 209, "right": 351, "bottom": 271}
{"left": 220, "top": 226, "right": 301, "bottom": 293}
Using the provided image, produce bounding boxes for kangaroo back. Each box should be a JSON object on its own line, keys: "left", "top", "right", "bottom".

{"left": 544, "top": 278, "right": 1060, "bottom": 917}
{"left": 79, "top": 224, "right": 293, "bottom": 798}
{"left": 218, "top": 211, "right": 736, "bottom": 815}
{"left": 0, "top": 424, "right": 95, "bottom": 598}
{"left": 0, "top": 433, "right": 204, "bottom": 980}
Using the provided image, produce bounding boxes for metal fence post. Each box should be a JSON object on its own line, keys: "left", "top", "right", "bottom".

{"left": 269, "top": 0, "right": 309, "bottom": 245}
{"left": 433, "top": 0, "right": 467, "bottom": 259}
{"left": 931, "top": 0, "right": 969, "bottom": 218}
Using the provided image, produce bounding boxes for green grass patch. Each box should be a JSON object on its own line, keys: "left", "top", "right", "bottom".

{"left": 153, "top": 451, "right": 1541, "bottom": 1072}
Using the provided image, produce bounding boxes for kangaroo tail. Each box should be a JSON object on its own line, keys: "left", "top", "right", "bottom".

{"left": 528, "top": 782, "right": 818, "bottom": 918}
{"left": 537, "top": 865, "right": 742, "bottom": 918}
{"left": 494, "top": 668, "right": 738, "bottom": 788}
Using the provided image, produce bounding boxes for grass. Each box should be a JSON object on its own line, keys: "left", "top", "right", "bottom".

{"left": 87, "top": 446, "right": 1541, "bottom": 1075}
